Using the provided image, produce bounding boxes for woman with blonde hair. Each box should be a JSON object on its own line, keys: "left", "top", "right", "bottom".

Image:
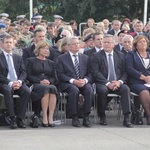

{"left": 26, "top": 41, "right": 58, "bottom": 127}
{"left": 58, "top": 37, "right": 68, "bottom": 54}
{"left": 97, "top": 22, "right": 105, "bottom": 34}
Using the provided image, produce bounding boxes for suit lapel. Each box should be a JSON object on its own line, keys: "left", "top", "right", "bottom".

{"left": 78, "top": 53, "right": 83, "bottom": 76}
{"left": 66, "top": 52, "right": 76, "bottom": 73}
{"left": 12, "top": 54, "right": 17, "bottom": 73}
{"left": 1, "top": 52, "right": 8, "bottom": 70}
{"left": 101, "top": 50, "right": 108, "bottom": 71}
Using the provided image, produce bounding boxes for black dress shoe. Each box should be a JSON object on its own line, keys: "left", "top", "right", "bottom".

{"left": 17, "top": 118, "right": 26, "bottom": 128}
{"left": 42, "top": 123, "right": 48, "bottom": 127}
{"left": 83, "top": 116, "right": 91, "bottom": 128}
{"left": 146, "top": 116, "right": 150, "bottom": 125}
{"left": 10, "top": 117, "right": 17, "bottom": 129}
{"left": 100, "top": 117, "right": 107, "bottom": 125}
{"left": 48, "top": 123, "right": 55, "bottom": 127}
{"left": 123, "top": 118, "right": 133, "bottom": 128}
{"left": 72, "top": 117, "right": 81, "bottom": 127}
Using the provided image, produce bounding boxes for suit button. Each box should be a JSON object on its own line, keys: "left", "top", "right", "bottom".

{"left": 42, "top": 73, "right": 45, "bottom": 76}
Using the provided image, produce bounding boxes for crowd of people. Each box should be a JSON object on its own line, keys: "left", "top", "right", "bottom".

{"left": 0, "top": 9, "right": 150, "bottom": 129}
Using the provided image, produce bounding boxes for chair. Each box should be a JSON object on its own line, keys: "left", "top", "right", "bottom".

{"left": 0, "top": 93, "right": 32, "bottom": 123}
{"left": 59, "top": 92, "right": 84, "bottom": 124}
{"left": 93, "top": 93, "right": 121, "bottom": 123}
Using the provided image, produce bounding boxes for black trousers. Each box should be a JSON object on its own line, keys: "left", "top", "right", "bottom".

{"left": 0, "top": 84, "right": 30, "bottom": 119}
{"left": 63, "top": 83, "right": 94, "bottom": 116}
{"left": 96, "top": 83, "right": 131, "bottom": 116}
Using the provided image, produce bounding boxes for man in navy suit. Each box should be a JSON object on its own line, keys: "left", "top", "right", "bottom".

{"left": 56, "top": 36, "right": 94, "bottom": 127}
{"left": 0, "top": 35, "right": 30, "bottom": 129}
{"left": 107, "top": 20, "right": 121, "bottom": 36}
{"left": 91, "top": 34, "right": 133, "bottom": 128}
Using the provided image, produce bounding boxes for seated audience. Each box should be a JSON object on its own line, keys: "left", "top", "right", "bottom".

{"left": 56, "top": 36, "right": 94, "bottom": 128}
{"left": 125, "top": 35, "right": 150, "bottom": 125}
{"left": 0, "top": 35, "right": 30, "bottom": 129}
{"left": 91, "top": 34, "right": 133, "bottom": 128}
{"left": 26, "top": 41, "right": 57, "bottom": 127}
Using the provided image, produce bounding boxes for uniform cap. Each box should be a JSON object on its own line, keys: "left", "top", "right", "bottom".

{"left": 83, "top": 33, "right": 93, "bottom": 42}
{"left": 54, "top": 15, "right": 63, "bottom": 20}
{"left": 0, "top": 13, "right": 9, "bottom": 17}
{"left": 32, "top": 15, "right": 43, "bottom": 19}
{"left": 16, "top": 15, "right": 26, "bottom": 19}
{"left": 118, "top": 30, "right": 128, "bottom": 36}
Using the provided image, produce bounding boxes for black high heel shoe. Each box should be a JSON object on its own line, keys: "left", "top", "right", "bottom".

{"left": 42, "top": 123, "right": 48, "bottom": 127}
{"left": 48, "top": 123, "right": 55, "bottom": 127}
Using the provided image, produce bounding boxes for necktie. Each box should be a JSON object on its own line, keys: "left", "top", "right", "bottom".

{"left": 73, "top": 55, "right": 80, "bottom": 79}
{"left": 108, "top": 53, "right": 116, "bottom": 82}
{"left": 6, "top": 54, "right": 17, "bottom": 81}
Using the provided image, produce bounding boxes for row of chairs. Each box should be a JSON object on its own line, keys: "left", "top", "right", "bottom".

{"left": 59, "top": 92, "right": 140, "bottom": 124}
{"left": 0, "top": 92, "right": 140, "bottom": 126}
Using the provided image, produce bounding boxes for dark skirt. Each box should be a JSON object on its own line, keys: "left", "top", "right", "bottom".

{"left": 129, "top": 83, "right": 150, "bottom": 94}
{"left": 31, "top": 83, "right": 58, "bottom": 101}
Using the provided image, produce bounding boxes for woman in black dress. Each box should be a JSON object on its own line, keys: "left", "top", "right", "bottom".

{"left": 26, "top": 41, "right": 57, "bottom": 127}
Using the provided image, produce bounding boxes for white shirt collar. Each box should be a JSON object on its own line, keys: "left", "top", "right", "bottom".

{"left": 69, "top": 51, "right": 79, "bottom": 57}
{"left": 2, "top": 50, "right": 13, "bottom": 57}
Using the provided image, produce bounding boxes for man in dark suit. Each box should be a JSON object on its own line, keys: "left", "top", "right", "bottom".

{"left": 91, "top": 34, "right": 133, "bottom": 128}
{"left": 132, "top": 21, "right": 150, "bottom": 41}
{"left": 107, "top": 20, "right": 121, "bottom": 36}
{"left": 114, "top": 30, "right": 128, "bottom": 52}
{"left": 0, "top": 35, "right": 30, "bottom": 129}
{"left": 56, "top": 36, "right": 94, "bottom": 127}
{"left": 84, "top": 32, "right": 103, "bottom": 57}
{"left": 23, "top": 28, "right": 60, "bottom": 63}
{"left": 121, "top": 34, "right": 133, "bottom": 56}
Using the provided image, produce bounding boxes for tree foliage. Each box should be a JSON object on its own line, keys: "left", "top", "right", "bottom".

{"left": 0, "top": 0, "right": 149, "bottom": 23}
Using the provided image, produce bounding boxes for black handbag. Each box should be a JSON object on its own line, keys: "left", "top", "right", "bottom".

{"left": 131, "top": 107, "right": 143, "bottom": 125}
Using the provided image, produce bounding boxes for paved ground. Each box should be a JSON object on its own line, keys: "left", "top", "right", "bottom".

{"left": 0, "top": 111, "right": 150, "bottom": 150}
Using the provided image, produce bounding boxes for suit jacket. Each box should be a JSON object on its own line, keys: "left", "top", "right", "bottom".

{"left": 125, "top": 50, "right": 150, "bottom": 84}
{"left": 0, "top": 52, "right": 26, "bottom": 85}
{"left": 132, "top": 32, "right": 150, "bottom": 41}
{"left": 91, "top": 50, "right": 127, "bottom": 85}
{"left": 107, "top": 29, "right": 115, "bottom": 35}
{"left": 84, "top": 47, "right": 96, "bottom": 58}
{"left": 114, "top": 44, "right": 122, "bottom": 51}
{"left": 121, "top": 48, "right": 128, "bottom": 56}
{"left": 56, "top": 52, "right": 92, "bottom": 91}
{"left": 26, "top": 57, "right": 57, "bottom": 85}
{"left": 23, "top": 44, "right": 60, "bottom": 63}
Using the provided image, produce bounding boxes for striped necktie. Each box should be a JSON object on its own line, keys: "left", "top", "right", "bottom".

{"left": 73, "top": 55, "right": 80, "bottom": 79}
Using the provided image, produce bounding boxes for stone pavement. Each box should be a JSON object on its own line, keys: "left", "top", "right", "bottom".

{"left": 0, "top": 111, "right": 150, "bottom": 150}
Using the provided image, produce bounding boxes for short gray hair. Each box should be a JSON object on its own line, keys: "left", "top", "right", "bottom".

{"left": 67, "top": 36, "right": 78, "bottom": 45}
{"left": 122, "top": 35, "right": 133, "bottom": 43}
{"left": 103, "top": 34, "right": 115, "bottom": 44}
